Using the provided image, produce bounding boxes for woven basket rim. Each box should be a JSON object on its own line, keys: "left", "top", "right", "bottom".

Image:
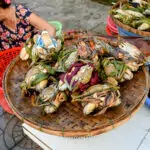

{"left": 3, "top": 54, "right": 149, "bottom": 137}
{"left": 110, "top": 0, "right": 150, "bottom": 36}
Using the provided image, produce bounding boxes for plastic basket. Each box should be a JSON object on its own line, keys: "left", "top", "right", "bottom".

{"left": 106, "top": 25, "right": 113, "bottom": 36}
{"left": 0, "top": 87, "right": 13, "bottom": 114}
{"left": 0, "top": 47, "right": 21, "bottom": 114}
{"left": 111, "top": 0, "right": 150, "bottom": 37}
{"left": 0, "top": 47, "right": 21, "bottom": 86}
{"left": 117, "top": 26, "right": 142, "bottom": 37}
{"left": 106, "top": 16, "right": 118, "bottom": 36}
{"left": 48, "top": 21, "right": 63, "bottom": 37}
{"left": 107, "top": 16, "right": 118, "bottom": 33}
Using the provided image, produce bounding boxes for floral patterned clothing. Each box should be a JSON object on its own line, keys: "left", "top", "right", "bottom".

{"left": 0, "top": 5, "right": 38, "bottom": 50}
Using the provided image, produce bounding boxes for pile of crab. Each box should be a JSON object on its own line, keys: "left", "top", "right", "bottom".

{"left": 111, "top": 0, "right": 150, "bottom": 31}
{"left": 19, "top": 31, "right": 146, "bottom": 116}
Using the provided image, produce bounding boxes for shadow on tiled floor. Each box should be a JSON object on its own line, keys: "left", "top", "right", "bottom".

{"left": 0, "top": 107, "right": 42, "bottom": 150}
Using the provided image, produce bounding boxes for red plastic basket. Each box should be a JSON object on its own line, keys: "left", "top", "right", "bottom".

{"left": 106, "top": 16, "right": 118, "bottom": 36}
{"left": 0, "top": 87, "right": 14, "bottom": 114}
{"left": 106, "top": 25, "right": 113, "bottom": 36}
{"left": 0, "top": 47, "right": 21, "bottom": 114}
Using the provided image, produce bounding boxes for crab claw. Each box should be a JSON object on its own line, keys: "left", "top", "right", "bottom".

{"left": 83, "top": 103, "right": 97, "bottom": 115}
{"left": 126, "top": 61, "right": 142, "bottom": 72}
{"left": 119, "top": 42, "right": 141, "bottom": 60}
{"left": 20, "top": 47, "right": 29, "bottom": 60}
{"left": 35, "top": 80, "right": 48, "bottom": 91}
{"left": 123, "top": 69, "right": 133, "bottom": 80}
{"left": 58, "top": 80, "right": 68, "bottom": 91}
{"left": 107, "top": 77, "right": 118, "bottom": 86}
{"left": 44, "top": 92, "right": 67, "bottom": 113}
{"left": 44, "top": 105, "right": 57, "bottom": 114}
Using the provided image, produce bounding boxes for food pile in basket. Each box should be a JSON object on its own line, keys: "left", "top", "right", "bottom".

{"left": 111, "top": 0, "right": 150, "bottom": 31}
{"left": 19, "top": 31, "right": 146, "bottom": 116}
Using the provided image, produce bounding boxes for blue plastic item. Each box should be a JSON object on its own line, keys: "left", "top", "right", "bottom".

{"left": 36, "top": 35, "right": 58, "bottom": 48}
{"left": 145, "top": 97, "right": 150, "bottom": 107}
{"left": 117, "top": 26, "right": 142, "bottom": 37}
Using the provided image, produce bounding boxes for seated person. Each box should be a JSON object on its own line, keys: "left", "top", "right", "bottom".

{"left": 0, "top": 0, "right": 56, "bottom": 50}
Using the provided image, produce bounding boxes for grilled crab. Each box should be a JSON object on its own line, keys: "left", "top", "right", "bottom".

{"left": 55, "top": 48, "right": 78, "bottom": 72}
{"left": 77, "top": 40, "right": 92, "bottom": 59}
{"left": 71, "top": 84, "right": 121, "bottom": 116}
{"left": 117, "top": 41, "right": 145, "bottom": 71}
{"left": 77, "top": 37, "right": 144, "bottom": 72}
{"left": 20, "top": 31, "right": 63, "bottom": 63}
{"left": 58, "top": 62, "right": 99, "bottom": 92}
{"left": 44, "top": 92, "right": 67, "bottom": 114}
{"left": 77, "top": 38, "right": 101, "bottom": 70}
{"left": 93, "top": 38, "right": 145, "bottom": 71}
{"left": 94, "top": 37, "right": 145, "bottom": 63}
{"left": 20, "top": 39, "right": 34, "bottom": 61}
{"left": 20, "top": 63, "right": 55, "bottom": 94}
{"left": 37, "top": 84, "right": 58, "bottom": 103}
{"left": 31, "top": 84, "right": 67, "bottom": 113}
{"left": 101, "top": 57, "right": 134, "bottom": 83}
{"left": 77, "top": 37, "right": 117, "bottom": 59}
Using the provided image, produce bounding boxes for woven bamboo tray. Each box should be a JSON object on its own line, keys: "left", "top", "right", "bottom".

{"left": 3, "top": 36, "right": 150, "bottom": 137}
{"left": 110, "top": 0, "right": 150, "bottom": 37}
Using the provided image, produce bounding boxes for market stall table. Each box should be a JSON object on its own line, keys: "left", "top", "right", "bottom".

{"left": 22, "top": 106, "right": 150, "bottom": 150}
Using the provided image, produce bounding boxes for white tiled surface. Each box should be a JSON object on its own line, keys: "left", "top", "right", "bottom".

{"left": 23, "top": 106, "right": 150, "bottom": 150}
{"left": 138, "top": 130, "right": 150, "bottom": 150}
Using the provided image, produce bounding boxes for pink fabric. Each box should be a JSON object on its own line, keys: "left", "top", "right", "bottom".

{"left": 5, "top": 0, "right": 11, "bottom": 4}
